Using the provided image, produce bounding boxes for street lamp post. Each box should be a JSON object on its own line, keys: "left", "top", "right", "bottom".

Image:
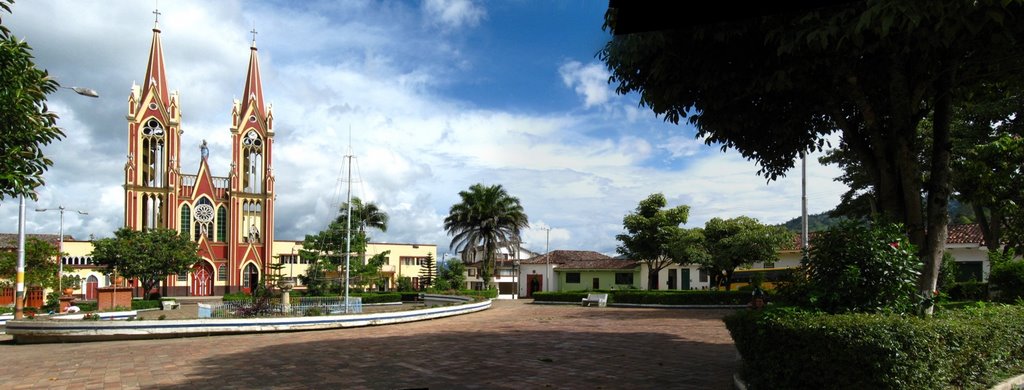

{"left": 36, "top": 206, "right": 89, "bottom": 291}
{"left": 543, "top": 227, "right": 551, "bottom": 292}
{"left": 13, "top": 85, "right": 98, "bottom": 320}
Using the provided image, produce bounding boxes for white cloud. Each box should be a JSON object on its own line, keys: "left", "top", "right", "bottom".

{"left": 1, "top": 1, "right": 849, "bottom": 258}
{"left": 660, "top": 135, "right": 704, "bottom": 159}
{"left": 559, "top": 60, "right": 613, "bottom": 109}
{"left": 423, "top": 0, "right": 486, "bottom": 30}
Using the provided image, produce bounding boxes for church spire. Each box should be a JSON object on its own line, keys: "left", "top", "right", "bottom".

{"left": 240, "top": 27, "right": 265, "bottom": 120}
{"left": 141, "top": 18, "right": 170, "bottom": 107}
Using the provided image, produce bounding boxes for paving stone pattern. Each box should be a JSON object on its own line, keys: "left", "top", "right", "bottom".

{"left": 0, "top": 300, "right": 739, "bottom": 389}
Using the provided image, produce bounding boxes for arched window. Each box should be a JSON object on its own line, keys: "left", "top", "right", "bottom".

{"left": 142, "top": 193, "right": 164, "bottom": 230}
{"left": 218, "top": 264, "right": 228, "bottom": 281}
{"left": 180, "top": 204, "right": 191, "bottom": 236}
{"left": 216, "top": 205, "right": 227, "bottom": 242}
{"left": 141, "top": 118, "right": 165, "bottom": 188}
{"left": 192, "top": 197, "right": 214, "bottom": 241}
{"left": 242, "top": 263, "right": 259, "bottom": 288}
{"left": 243, "top": 200, "right": 262, "bottom": 243}
{"left": 242, "top": 130, "right": 263, "bottom": 193}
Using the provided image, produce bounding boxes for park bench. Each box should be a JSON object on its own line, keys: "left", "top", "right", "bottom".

{"left": 581, "top": 293, "right": 608, "bottom": 307}
{"left": 161, "top": 300, "right": 180, "bottom": 310}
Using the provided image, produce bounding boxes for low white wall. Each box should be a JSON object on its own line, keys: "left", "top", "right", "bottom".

{"left": 7, "top": 297, "right": 491, "bottom": 344}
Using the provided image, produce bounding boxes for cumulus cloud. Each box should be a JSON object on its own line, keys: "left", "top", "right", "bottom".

{"left": 559, "top": 61, "right": 613, "bottom": 109}
{"left": 1, "top": 1, "right": 848, "bottom": 258}
{"left": 423, "top": 0, "right": 486, "bottom": 30}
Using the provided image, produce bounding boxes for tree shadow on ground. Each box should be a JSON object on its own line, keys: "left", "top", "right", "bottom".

{"left": 155, "top": 327, "right": 737, "bottom": 389}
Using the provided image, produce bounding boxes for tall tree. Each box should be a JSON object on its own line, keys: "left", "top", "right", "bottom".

{"left": 700, "top": 217, "right": 792, "bottom": 290}
{"left": 334, "top": 197, "right": 389, "bottom": 264}
{"left": 444, "top": 183, "right": 529, "bottom": 288}
{"left": 91, "top": 228, "right": 200, "bottom": 299}
{"left": 0, "top": 237, "right": 60, "bottom": 290}
{"left": 0, "top": 0, "right": 65, "bottom": 200}
{"left": 601, "top": 1, "right": 1024, "bottom": 312}
{"left": 418, "top": 253, "right": 436, "bottom": 290}
{"left": 616, "top": 193, "right": 690, "bottom": 290}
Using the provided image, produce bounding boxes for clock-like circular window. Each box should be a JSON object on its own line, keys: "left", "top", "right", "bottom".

{"left": 193, "top": 204, "right": 215, "bottom": 223}
{"left": 249, "top": 115, "right": 257, "bottom": 123}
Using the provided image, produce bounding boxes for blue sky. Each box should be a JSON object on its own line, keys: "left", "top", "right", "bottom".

{"left": 2, "top": 0, "right": 848, "bottom": 256}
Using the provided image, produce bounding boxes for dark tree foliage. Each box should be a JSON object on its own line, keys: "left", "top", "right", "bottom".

{"left": 616, "top": 193, "right": 690, "bottom": 290}
{"left": 444, "top": 183, "right": 529, "bottom": 286}
{"left": 418, "top": 253, "right": 436, "bottom": 289}
{"left": 91, "top": 228, "right": 200, "bottom": 299}
{"left": 601, "top": 1, "right": 1024, "bottom": 312}
{"left": 0, "top": 0, "right": 65, "bottom": 200}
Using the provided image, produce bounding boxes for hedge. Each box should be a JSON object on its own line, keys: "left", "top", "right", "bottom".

{"left": 724, "top": 305, "right": 1024, "bottom": 389}
{"left": 531, "top": 290, "right": 752, "bottom": 305}
{"left": 947, "top": 281, "right": 989, "bottom": 301}
{"left": 353, "top": 292, "right": 401, "bottom": 304}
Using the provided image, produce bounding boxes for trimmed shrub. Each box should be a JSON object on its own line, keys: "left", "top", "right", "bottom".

{"left": 947, "top": 281, "right": 989, "bottom": 301}
{"left": 352, "top": 292, "right": 401, "bottom": 304}
{"left": 531, "top": 290, "right": 751, "bottom": 305}
{"left": 130, "top": 300, "right": 162, "bottom": 310}
{"left": 989, "top": 260, "right": 1024, "bottom": 303}
{"left": 781, "top": 221, "right": 921, "bottom": 314}
{"left": 725, "top": 305, "right": 1024, "bottom": 389}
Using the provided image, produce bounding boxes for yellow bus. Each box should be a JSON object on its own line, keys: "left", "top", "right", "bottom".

{"left": 728, "top": 267, "right": 795, "bottom": 290}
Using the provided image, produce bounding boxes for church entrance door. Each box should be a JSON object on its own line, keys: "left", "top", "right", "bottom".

{"left": 191, "top": 262, "right": 213, "bottom": 296}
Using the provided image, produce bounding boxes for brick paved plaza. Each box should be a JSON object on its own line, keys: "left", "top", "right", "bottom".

{"left": 0, "top": 300, "right": 739, "bottom": 389}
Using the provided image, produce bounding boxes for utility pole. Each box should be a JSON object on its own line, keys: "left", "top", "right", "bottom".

{"left": 801, "top": 152, "right": 809, "bottom": 255}
{"left": 36, "top": 205, "right": 89, "bottom": 291}
{"left": 543, "top": 227, "right": 551, "bottom": 292}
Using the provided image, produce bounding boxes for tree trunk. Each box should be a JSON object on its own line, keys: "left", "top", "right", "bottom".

{"left": 920, "top": 70, "right": 955, "bottom": 315}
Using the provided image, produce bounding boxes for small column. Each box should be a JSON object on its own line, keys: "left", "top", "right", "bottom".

{"left": 278, "top": 277, "right": 294, "bottom": 315}
{"left": 59, "top": 295, "right": 76, "bottom": 313}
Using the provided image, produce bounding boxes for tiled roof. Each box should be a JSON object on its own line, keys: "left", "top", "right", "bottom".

{"left": 521, "top": 250, "right": 610, "bottom": 265}
{"left": 0, "top": 234, "right": 69, "bottom": 249}
{"left": 784, "top": 223, "right": 986, "bottom": 249}
{"left": 554, "top": 259, "right": 638, "bottom": 270}
{"left": 947, "top": 224, "right": 986, "bottom": 245}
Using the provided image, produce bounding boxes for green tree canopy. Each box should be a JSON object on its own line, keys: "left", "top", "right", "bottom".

{"left": 601, "top": 1, "right": 1024, "bottom": 311}
{"left": 0, "top": 0, "right": 65, "bottom": 200}
{"left": 0, "top": 237, "right": 60, "bottom": 290}
{"left": 90, "top": 228, "right": 200, "bottom": 298}
{"left": 701, "top": 216, "right": 791, "bottom": 290}
{"left": 444, "top": 183, "right": 529, "bottom": 286}
{"left": 616, "top": 193, "right": 690, "bottom": 290}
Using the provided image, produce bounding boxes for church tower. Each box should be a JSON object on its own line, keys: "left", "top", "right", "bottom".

{"left": 124, "top": 20, "right": 181, "bottom": 231}
{"left": 228, "top": 32, "right": 276, "bottom": 290}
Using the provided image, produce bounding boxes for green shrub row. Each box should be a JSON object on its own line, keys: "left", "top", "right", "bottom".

{"left": 531, "top": 290, "right": 752, "bottom": 305}
{"left": 352, "top": 292, "right": 401, "bottom": 304}
{"left": 947, "top": 281, "right": 989, "bottom": 301}
{"left": 724, "top": 305, "right": 1024, "bottom": 389}
{"left": 130, "top": 300, "right": 163, "bottom": 310}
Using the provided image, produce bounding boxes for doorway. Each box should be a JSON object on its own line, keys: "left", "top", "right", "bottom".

{"left": 526, "top": 274, "right": 543, "bottom": 297}
{"left": 191, "top": 262, "right": 214, "bottom": 296}
{"left": 85, "top": 275, "right": 99, "bottom": 300}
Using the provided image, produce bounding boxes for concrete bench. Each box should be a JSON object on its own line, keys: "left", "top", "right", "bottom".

{"left": 581, "top": 293, "right": 608, "bottom": 307}
{"left": 161, "top": 301, "right": 180, "bottom": 310}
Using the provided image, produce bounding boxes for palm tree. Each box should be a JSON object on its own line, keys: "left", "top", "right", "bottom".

{"left": 444, "top": 183, "right": 529, "bottom": 288}
{"left": 334, "top": 197, "right": 388, "bottom": 264}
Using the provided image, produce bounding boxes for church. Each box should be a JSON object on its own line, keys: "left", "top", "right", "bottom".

{"left": 3, "top": 18, "right": 439, "bottom": 302}
{"left": 123, "top": 20, "right": 276, "bottom": 296}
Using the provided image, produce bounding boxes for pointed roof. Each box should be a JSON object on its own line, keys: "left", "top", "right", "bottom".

{"left": 142, "top": 27, "right": 170, "bottom": 107}
{"left": 240, "top": 43, "right": 266, "bottom": 120}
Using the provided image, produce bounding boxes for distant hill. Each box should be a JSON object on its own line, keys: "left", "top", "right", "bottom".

{"left": 778, "top": 212, "right": 846, "bottom": 233}
{"left": 779, "top": 199, "right": 977, "bottom": 233}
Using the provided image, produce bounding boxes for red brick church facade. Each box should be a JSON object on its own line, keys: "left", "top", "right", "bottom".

{"left": 123, "top": 22, "right": 275, "bottom": 296}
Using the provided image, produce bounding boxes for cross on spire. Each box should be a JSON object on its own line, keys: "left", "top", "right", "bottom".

{"left": 250, "top": 25, "right": 258, "bottom": 47}
{"left": 152, "top": 1, "right": 161, "bottom": 28}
